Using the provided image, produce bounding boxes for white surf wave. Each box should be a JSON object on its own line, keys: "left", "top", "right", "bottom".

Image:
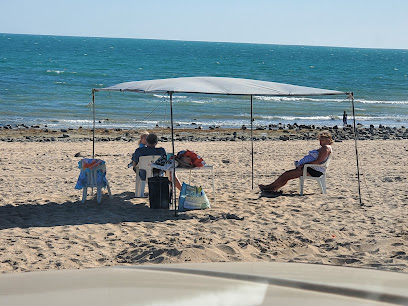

{"left": 255, "top": 96, "right": 348, "bottom": 103}
{"left": 255, "top": 96, "right": 408, "bottom": 105}
{"left": 46, "top": 70, "right": 65, "bottom": 74}
{"left": 356, "top": 99, "right": 408, "bottom": 105}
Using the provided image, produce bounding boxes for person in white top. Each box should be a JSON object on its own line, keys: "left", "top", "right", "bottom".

{"left": 259, "top": 131, "right": 333, "bottom": 194}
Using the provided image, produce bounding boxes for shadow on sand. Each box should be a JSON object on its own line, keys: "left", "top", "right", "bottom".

{"left": 0, "top": 192, "right": 192, "bottom": 230}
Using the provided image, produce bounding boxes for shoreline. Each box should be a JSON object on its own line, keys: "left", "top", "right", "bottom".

{"left": 1, "top": 123, "right": 407, "bottom": 142}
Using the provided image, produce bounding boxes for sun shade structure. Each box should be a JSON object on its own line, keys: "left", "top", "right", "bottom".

{"left": 93, "top": 77, "right": 361, "bottom": 211}
{"left": 95, "top": 76, "right": 347, "bottom": 96}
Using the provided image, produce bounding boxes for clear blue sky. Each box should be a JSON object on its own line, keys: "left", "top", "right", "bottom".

{"left": 1, "top": 0, "right": 408, "bottom": 49}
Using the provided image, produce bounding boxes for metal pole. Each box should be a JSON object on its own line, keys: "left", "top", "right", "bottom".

{"left": 170, "top": 93, "right": 178, "bottom": 216}
{"left": 251, "top": 95, "right": 254, "bottom": 189}
{"left": 351, "top": 93, "right": 363, "bottom": 206}
{"left": 92, "top": 90, "right": 95, "bottom": 159}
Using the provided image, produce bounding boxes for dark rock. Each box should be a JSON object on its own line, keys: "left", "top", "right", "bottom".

{"left": 222, "top": 213, "right": 244, "bottom": 221}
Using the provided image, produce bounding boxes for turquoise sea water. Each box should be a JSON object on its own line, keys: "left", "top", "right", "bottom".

{"left": 0, "top": 33, "right": 407, "bottom": 129}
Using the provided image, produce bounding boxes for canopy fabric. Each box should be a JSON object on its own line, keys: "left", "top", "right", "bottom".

{"left": 95, "top": 76, "right": 348, "bottom": 97}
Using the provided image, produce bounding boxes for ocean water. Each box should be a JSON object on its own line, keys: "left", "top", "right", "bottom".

{"left": 0, "top": 33, "right": 407, "bottom": 129}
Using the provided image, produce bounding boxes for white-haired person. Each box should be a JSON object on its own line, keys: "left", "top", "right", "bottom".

{"left": 259, "top": 131, "right": 333, "bottom": 194}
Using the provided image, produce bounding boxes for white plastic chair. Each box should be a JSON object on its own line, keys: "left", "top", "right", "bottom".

{"left": 81, "top": 163, "right": 112, "bottom": 204}
{"left": 135, "top": 155, "right": 162, "bottom": 197}
{"left": 298, "top": 155, "right": 332, "bottom": 195}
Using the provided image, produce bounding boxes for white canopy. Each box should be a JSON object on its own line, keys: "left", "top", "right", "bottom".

{"left": 95, "top": 76, "right": 348, "bottom": 97}
{"left": 92, "top": 77, "right": 361, "bottom": 208}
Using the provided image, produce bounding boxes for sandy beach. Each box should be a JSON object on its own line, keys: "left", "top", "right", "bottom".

{"left": 1, "top": 128, "right": 407, "bottom": 274}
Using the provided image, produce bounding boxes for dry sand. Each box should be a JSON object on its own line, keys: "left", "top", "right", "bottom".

{"left": 1, "top": 133, "right": 407, "bottom": 274}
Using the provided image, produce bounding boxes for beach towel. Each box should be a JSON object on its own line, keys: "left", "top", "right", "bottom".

{"left": 75, "top": 159, "right": 107, "bottom": 190}
{"left": 78, "top": 158, "right": 105, "bottom": 171}
{"left": 176, "top": 150, "right": 206, "bottom": 168}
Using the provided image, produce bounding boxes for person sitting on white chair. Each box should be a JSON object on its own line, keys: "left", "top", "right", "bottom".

{"left": 258, "top": 131, "right": 333, "bottom": 195}
{"left": 132, "top": 133, "right": 166, "bottom": 180}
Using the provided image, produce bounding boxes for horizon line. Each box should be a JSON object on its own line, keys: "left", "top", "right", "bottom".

{"left": 2, "top": 32, "right": 408, "bottom": 51}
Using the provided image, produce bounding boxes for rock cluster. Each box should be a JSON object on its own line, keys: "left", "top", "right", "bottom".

{"left": 1, "top": 123, "right": 407, "bottom": 142}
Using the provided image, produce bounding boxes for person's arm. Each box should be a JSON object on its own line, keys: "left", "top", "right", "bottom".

{"left": 308, "top": 146, "right": 330, "bottom": 165}
{"left": 167, "top": 171, "right": 182, "bottom": 191}
{"left": 132, "top": 149, "right": 142, "bottom": 166}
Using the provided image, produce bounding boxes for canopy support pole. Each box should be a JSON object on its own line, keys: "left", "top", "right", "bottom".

{"left": 250, "top": 95, "right": 254, "bottom": 189}
{"left": 350, "top": 93, "right": 362, "bottom": 206}
{"left": 92, "top": 90, "right": 96, "bottom": 159}
{"left": 169, "top": 92, "right": 178, "bottom": 216}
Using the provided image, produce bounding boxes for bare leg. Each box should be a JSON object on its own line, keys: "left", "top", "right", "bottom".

{"left": 259, "top": 167, "right": 303, "bottom": 192}
{"left": 167, "top": 171, "right": 182, "bottom": 191}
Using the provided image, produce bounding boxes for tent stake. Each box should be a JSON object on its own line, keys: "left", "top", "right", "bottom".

{"left": 169, "top": 92, "right": 178, "bottom": 216}
{"left": 92, "top": 90, "right": 95, "bottom": 159}
{"left": 351, "top": 93, "right": 362, "bottom": 206}
{"left": 251, "top": 95, "right": 254, "bottom": 189}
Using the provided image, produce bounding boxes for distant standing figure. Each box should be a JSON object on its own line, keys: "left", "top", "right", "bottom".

{"left": 343, "top": 111, "right": 348, "bottom": 127}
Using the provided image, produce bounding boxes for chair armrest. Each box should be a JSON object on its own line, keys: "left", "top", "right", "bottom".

{"left": 302, "top": 163, "right": 327, "bottom": 177}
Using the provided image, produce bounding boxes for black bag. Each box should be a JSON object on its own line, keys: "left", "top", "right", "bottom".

{"left": 148, "top": 176, "right": 171, "bottom": 209}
